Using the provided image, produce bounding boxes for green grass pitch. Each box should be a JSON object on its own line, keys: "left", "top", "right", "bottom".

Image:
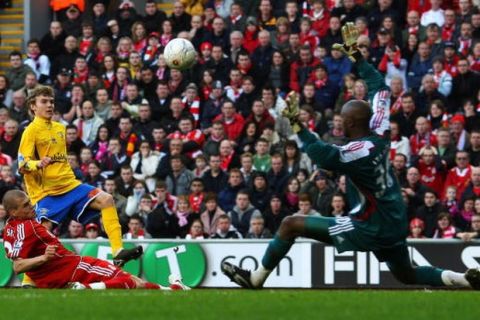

{"left": 0, "top": 289, "right": 478, "bottom": 320}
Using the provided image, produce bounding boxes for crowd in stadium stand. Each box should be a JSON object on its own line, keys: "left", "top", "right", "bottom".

{"left": 0, "top": 0, "right": 480, "bottom": 241}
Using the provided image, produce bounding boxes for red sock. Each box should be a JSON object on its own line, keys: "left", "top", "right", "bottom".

{"left": 144, "top": 282, "right": 161, "bottom": 289}
{"left": 103, "top": 276, "right": 137, "bottom": 289}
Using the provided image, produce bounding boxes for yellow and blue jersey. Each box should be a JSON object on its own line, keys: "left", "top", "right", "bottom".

{"left": 18, "top": 117, "right": 80, "bottom": 205}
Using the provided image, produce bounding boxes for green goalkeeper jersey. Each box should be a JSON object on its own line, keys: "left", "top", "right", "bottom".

{"left": 298, "top": 59, "right": 408, "bottom": 246}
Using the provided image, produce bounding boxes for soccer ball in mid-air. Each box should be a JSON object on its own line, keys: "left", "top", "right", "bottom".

{"left": 164, "top": 38, "right": 196, "bottom": 71}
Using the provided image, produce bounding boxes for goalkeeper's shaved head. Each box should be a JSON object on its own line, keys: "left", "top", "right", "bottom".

{"left": 340, "top": 100, "right": 372, "bottom": 139}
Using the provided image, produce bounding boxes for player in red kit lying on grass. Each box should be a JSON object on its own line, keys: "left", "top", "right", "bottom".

{"left": 2, "top": 190, "right": 189, "bottom": 290}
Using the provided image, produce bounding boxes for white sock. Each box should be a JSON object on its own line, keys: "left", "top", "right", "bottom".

{"left": 441, "top": 270, "right": 470, "bottom": 287}
{"left": 250, "top": 265, "right": 272, "bottom": 288}
{"left": 89, "top": 282, "right": 107, "bottom": 290}
{"left": 159, "top": 285, "right": 171, "bottom": 290}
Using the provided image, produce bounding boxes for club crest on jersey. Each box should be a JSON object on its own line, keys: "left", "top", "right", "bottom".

{"left": 13, "top": 240, "right": 23, "bottom": 251}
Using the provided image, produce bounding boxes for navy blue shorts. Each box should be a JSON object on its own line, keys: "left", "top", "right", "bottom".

{"left": 35, "top": 184, "right": 102, "bottom": 225}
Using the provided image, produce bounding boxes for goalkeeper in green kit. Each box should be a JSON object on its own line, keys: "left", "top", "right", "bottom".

{"left": 222, "top": 23, "right": 480, "bottom": 289}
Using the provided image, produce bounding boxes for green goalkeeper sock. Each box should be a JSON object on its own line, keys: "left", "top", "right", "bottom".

{"left": 261, "top": 235, "right": 294, "bottom": 271}
{"left": 415, "top": 266, "right": 445, "bottom": 287}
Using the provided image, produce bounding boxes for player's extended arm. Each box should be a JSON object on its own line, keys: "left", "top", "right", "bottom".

{"left": 297, "top": 129, "right": 342, "bottom": 171}
{"left": 355, "top": 59, "right": 391, "bottom": 136}
{"left": 12, "top": 245, "right": 57, "bottom": 274}
{"left": 332, "top": 22, "right": 390, "bottom": 136}
{"left": 355, "top": 59, "right": 389, "bottom": 101}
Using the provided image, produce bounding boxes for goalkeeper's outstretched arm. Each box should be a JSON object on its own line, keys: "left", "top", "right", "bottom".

{"left": 354, "top": 57, "right": 391, "bottom": 137}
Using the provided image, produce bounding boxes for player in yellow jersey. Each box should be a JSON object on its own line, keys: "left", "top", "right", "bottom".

{"left": 18, "top": 86, "right": 142, "bottom": 287}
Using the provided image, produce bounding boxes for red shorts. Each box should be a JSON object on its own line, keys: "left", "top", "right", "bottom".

{"left": 71, "top": 256, "right": 128, "bottom": 285}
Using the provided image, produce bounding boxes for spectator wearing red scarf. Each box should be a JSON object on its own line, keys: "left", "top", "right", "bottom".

{"left": 444, "top": 150, "right": 473, "bottom": 201}
{"left": 299, "top": 17, "right": 319, "bottom": 50}
{"left": 124, "top": 214, "right": 151, "bottom": 239}
{"left": 224, "top": 68, "right": 244, "bottom": 102}
{"left": 72, "top": 56, "right": 88, "bottom": 85}
{"left": 409, "top": 116, "right": 438, "bottom": 156}
{"left": 116, "top": 116, "right": 138, "bottom": 157}
{"left": 182, "top": 83, "right": 201, "bottom": 128}
{"left": 236, "top": 51, "right": 261, "bottom": 87}
{"left": 457, "top": 21, "right": 473, "bottom": 57}
{"left": 219, "top": 139, "right": 241, "bottom": 172}
{"left": 443, "top": 42, "right": 459, "bottom": 76}
{"left": 188, "top": 178, "right": 205, "bottom": 214}
{"left": 433, "top": 212, "right": 457, "bottom": 238}
{"left": 309, "top": 0, "right": 330, "bottom": 38}
{"left": 142, "top": 32, "right": 161, "bottom": 67}
{"left": 78, "top": 22, "right": 95, "bottom": 57}
{"left": 243, "top": 17, "right": 259, "bottom": 54}
{"left": 402, "top": 10, "right": 426, "bottom": 44}
{"left": 442, "top": 9, "right": 457, "bottom": 41}
{"left": 450, "top": 114, "right": 469, "bottom": 151}
{"left": 167, "top": 117, "right": 205, "bottom": 160}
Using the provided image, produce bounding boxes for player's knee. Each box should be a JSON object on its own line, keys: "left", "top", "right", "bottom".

{"left": 390, "top": 267, "right": 416, "bottom": 285}
{"left": 131, "top": 275, "right": 145, "bottom": 288}
{"left": 278, "top": 216, "right": 303, "bottom": 238}
{"left": 96, "top": 192, "right": 114, "bottom": 208}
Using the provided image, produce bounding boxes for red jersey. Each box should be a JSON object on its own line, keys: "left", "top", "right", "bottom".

{"left": 444, "top": 56, "right": 459, "bottom": 77}
{"left": 189, "top": 192, "right": 204, "bottom": 214}
{"left": 3, "top": 218, "right": 80, "bottom": 288}
{"left": 167, "top": 129, "right": 205, "bottom": 158}
{"left": 409, "top": 133, "right": 437, "bottom": 155}
{"left": 417, "top": 161, "right": 445, "bottom": 196}
{"left": 310, "top": 10, "right": 330, "bottom": 38}
{"left": 213, "top": 113, "right": 245, "bottom": 141}
{"left": 443, "top": 165, "right": 472, "bottom": 200}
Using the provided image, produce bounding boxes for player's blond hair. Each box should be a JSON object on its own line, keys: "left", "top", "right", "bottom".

{"left": 26, "top": 85, "right": 54, "bottom": 112}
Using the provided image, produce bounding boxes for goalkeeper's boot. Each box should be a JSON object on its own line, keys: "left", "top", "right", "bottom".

{"left": 113, "top": 246, "right": 144, "bottom": 267}
{"left": 221, "top": 261, "right": 255, "bottom": 289}
{"left": 168, "top": 274, "right": 191, "bottom": 290}
{"left": 465, "top": 268, "right": 480, "bottom": 290}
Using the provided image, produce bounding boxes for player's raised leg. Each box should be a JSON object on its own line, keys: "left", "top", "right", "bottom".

{"left": 222, "top": 214, "right": 334, "bottom": 288}
{"left": 88, "top": 192, "right": 143, "bottom": 266}
{"left": 378, "top": 245, "right": 476, "bottom": 288}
